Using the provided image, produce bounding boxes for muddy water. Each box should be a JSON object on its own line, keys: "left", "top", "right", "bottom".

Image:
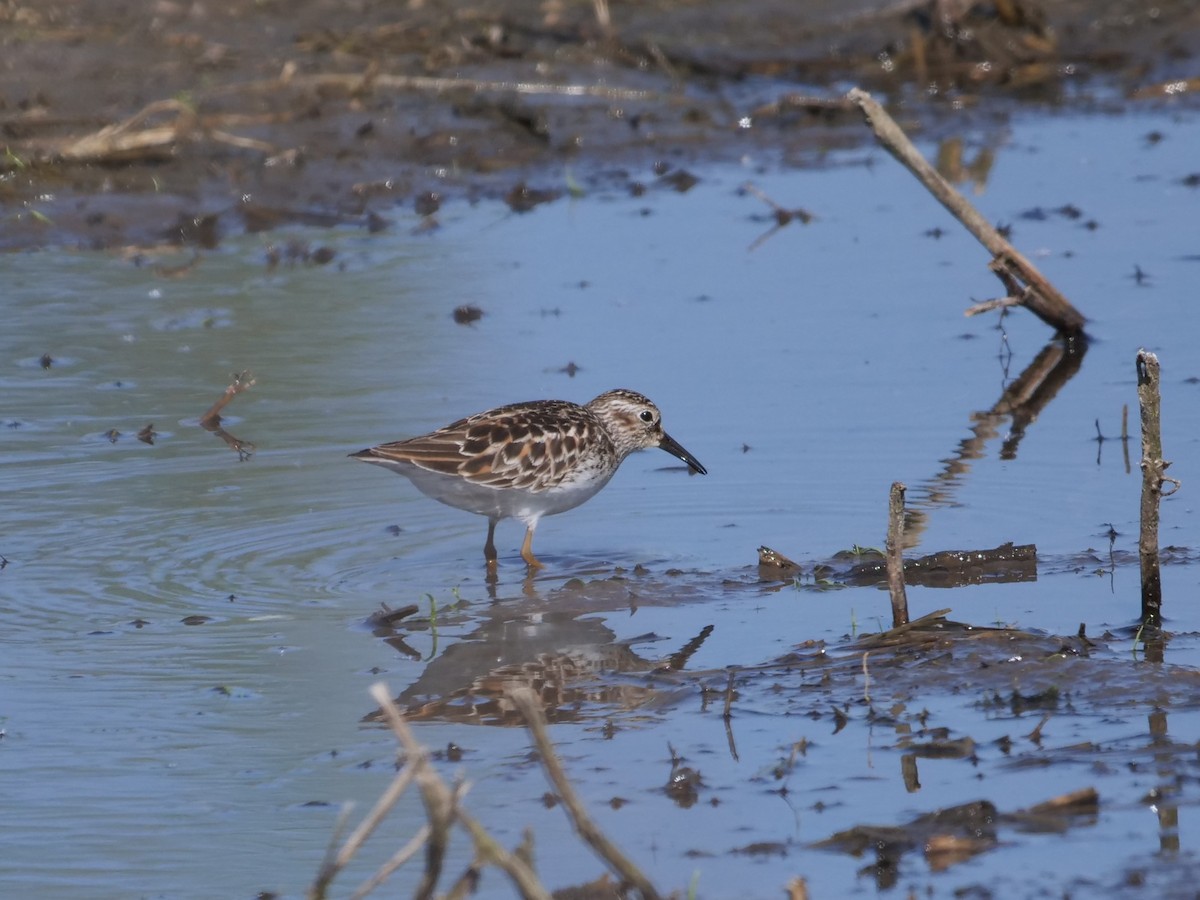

{"left": 4, "top": 108, "right": 1200, "bottom": 897}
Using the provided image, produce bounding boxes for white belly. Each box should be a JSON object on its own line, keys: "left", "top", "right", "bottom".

{"left": 394, "top": 461, "right": 616, "bottom": 526}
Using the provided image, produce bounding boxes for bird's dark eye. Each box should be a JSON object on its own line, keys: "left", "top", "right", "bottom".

{"left": 639, "top": 410, "right": 655, "bottom": 423}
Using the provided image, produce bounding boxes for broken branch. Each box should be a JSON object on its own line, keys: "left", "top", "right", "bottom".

{"left": 847, "top": 88, "right": 1086, "bottom": 337}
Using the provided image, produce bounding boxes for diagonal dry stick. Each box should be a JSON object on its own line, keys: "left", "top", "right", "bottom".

{"left": 369, "top": 684, "right": 551, "bottom": 900}
{"left": 349, "top": 824, "right": 432, "bottom": 900}
{"left": 847, "top": 88, "right": 1086, "bottom": 337}
{"left": 508, "top": 687, "right": 663, "bottom": 900}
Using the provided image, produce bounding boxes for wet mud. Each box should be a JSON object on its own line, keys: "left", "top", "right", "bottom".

{"left": 3, "top": 0, "right": 1199, "bottom": 250}
{"left": 356, "top": 566, "right": 1200, "bottom": 896}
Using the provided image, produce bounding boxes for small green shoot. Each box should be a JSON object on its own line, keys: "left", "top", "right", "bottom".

{"left": 564, "top": 168, "right": 585, "bottom": 198}
{"left": 848, "top": 543, "right": 884, "bottom": 557}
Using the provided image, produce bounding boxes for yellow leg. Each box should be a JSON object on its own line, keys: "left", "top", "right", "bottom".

{"left": 484, "top": 520, "right": 499, "bottom": 568}
{"left": 520, "top": 526, "right": 544, "bottom": 569}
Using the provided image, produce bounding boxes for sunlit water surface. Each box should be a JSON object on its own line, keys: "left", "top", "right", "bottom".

{"left": 4, "top": 106, "right": 1200, "bottom": 898}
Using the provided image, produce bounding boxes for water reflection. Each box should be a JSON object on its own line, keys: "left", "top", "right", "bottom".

{"left": 198, "top": 370, "right": 258, "bottom": 460}
{"left": 909, "top": 335, "right": 1087, "bottom": 545}
{"left": 365, "top": 573, "right": 717, "bottom": 727}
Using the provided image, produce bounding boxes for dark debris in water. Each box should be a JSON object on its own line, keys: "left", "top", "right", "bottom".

{"left": 452, "top": 304, "right": 484, "bottom": 325}
{"left": 504, "top": 182, "right": 560, "bottom": 213}
{"left": 755, "top": 540, "right": 1040, "bottom": 589}
{"left": 817, "top": 787, "right": 1101, "bottom": 878}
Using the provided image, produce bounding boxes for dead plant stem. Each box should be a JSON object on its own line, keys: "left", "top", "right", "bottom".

{"left": 1135, "top": 350, "right": 1177, "bottom": 628}
{"left": 349, "top": 825, "right": 432, "bottom": 900}
{"left": 508, "top": 687, "right": 663, "bottom": 900}
{"left": 846, "top": 88, "right": 1086, "bottom": 337}
{"left": 886, "top": 481, "right": 909, "bottom": 626}
{"left": 211, "top": 71, "right": 658, "bottom": 102}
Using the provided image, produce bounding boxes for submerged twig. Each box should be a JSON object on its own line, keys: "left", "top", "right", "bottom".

{"left": 862, "top": 652, "right": 872, "bottom": 706}
{"left": 846, "top": 88, "right": 1086, "bottom": 337}
{"left": 1121, "top": 403, "right": 1132, "bottom": 474}
{"left": 722, "top": 668, "right": 739, "bottom": 761}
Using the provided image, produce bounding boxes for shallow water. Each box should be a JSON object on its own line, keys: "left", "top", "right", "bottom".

{"left": 4, "top": 105, "right": 1200, "bottom": 897}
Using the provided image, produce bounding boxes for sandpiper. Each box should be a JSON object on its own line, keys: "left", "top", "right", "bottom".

{"left": 351, "top": 388, "right": 707, "bottom": 568}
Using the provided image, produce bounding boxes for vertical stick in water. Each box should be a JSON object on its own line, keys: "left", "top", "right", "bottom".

{"left": 887, "top": 482, "right": 909, "bottom": 627}
{"left": 1136, "top": 350, "right": 1173, "bottom": 629}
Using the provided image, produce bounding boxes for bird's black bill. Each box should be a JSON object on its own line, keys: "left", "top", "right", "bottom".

{"left": 659, "top": 432, "right": 707, "bottom": 475}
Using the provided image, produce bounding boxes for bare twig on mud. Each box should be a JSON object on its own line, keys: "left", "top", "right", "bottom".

{"left": 886, "top": 481, "right": 909, "bottom": 626}
{"left": 846, "top": 88, "right": 1086, "bottom": 338}
{"left": 855, "top": 608, "right": 954, "bottom": 649}
{"left": 207, "top": 69, "right": 659, "bottom": 102}
{"left": 1135, "top": 350, "right": 1179, "bottom": 630}
{"left": 55, "top": 99, "right": 276, "bottom": 164}
{"left": 508, "top": 687, "right": 663, "bottom": 900}
{"left": 58, "top": 99, "right": 195, "bottom": 163}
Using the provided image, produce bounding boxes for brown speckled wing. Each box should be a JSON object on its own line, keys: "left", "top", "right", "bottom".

{"left": 360, "top": 401, "right": 608, "bottom": 493}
